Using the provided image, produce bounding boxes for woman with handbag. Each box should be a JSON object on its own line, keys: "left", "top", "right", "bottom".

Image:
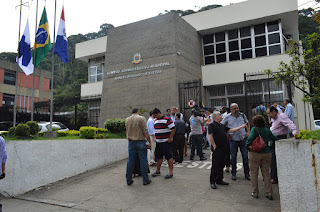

{"left": 245, "top": 115, "right": 278, "bottom": 200}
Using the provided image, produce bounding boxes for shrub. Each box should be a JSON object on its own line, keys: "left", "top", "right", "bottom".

{"left": 295, "top": 129, "right": 320, "bottom": 140}
{"left": 38, "top": 132, "right": 43, "bottom": 137}
{"left": 52, "top": 127, "right": 59, "bottom": 132}
{"left": 58, "top": 131, "right": 68, "bottom": 137}
{"left": 0, "top": 132, "right": 8, "bottom": 137}
{"left": 8, "top": 127, "right": 15, "bottom": 136}
{"left": 68, "top": 130, "right": 80, "bottom": 136}
{"left": 15, "top": 123, "right": 30, "bottom": 137}
{"left": 95, "top": 134, "right": 105, "bottom": 139}
{"left": 26, "top": 121, "right": 39, "bottom": 135}
{"left": 79, "top": 127, "right": 97, "bottom": 139}
{"left": 104, "top": 118, "right": 126, "bottom": 133}
{"left": 97, "top": 128, "right": 108, "bottom": 134}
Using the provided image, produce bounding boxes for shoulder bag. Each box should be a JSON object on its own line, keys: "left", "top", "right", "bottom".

{"left": 249, "top": 127, "right": 266, "bottom": 152}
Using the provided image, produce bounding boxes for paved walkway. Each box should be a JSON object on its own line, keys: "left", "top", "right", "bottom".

{"left": 2, "top": 148, "right": 280, "bottom": 211}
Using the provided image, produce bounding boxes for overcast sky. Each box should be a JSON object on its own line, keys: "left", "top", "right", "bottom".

{"left": 0, "top": 0, "right": 317, "bottom": 53}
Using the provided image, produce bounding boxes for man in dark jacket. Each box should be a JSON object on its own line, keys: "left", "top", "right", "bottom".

{"left": 173, "top": 113, "right": 186, "bottom": 163}
{"left": 208, "top": 111, "right": 229, "bottom": 189}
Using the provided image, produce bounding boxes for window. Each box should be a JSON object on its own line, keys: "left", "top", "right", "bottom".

{"left": 4, "top": 70, "right": 16, "bottom": 85}
{"left": 2, "top": 94, "right": 15, "bottom": 106}
{"left": 254, "top": 20, "right": 282, "bottom": 57}
{"left": 202, "top": 20, "right": 283, "bottom": 65}
{"left": 89, "top": 64, "right": 103, "bottom": 83}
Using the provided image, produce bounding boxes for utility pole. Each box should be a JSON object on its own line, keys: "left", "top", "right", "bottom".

{"left": 14, "top": 0, "right": 29, "bottom": 127}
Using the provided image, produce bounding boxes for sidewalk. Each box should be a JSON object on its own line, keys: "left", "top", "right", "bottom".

{"left": 2, "top": 148, "right": 280, "bottom": 211}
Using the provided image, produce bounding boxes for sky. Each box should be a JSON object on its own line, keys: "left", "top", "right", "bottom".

{"left": 0, "top": 0, "right": 318, "bottom": 53}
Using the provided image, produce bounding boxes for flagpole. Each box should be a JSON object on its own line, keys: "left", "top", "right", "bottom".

{"left": 13, "top": 0, "right": 24, "bottom": 127}
{"left": 50, "top": 0, "right": 57, "bottom": 131}
{"left": 31, "top": 0, "right": 39, "bottom": 121}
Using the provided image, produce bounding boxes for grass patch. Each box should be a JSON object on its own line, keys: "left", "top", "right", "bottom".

{"left": 105, "top": 132, "right": 126, "bottom": 139}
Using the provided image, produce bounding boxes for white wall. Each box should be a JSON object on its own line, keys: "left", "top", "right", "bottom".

{"left": 276, "top": 139, "right": 320, "bottom": 211}
{"left": 81, "top": 81, "right": 103, "bottom": 99}
{"left": 0, "top": 139, "right": 128, "bottom": 197}
{"left": 202, "top": 54, "right": 290, "bottom": 86}
{"left": 75, "top": 36, "right": 107, "bottom": 62}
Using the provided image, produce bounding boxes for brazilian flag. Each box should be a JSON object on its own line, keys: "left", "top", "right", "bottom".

{"left": 33, "top": 7, "right": 52, "bottom": 67}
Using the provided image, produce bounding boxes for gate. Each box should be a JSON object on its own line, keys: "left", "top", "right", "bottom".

{"left": 244, "top": 72, "right": 290, "bottom": 122}
{"left": 178, "top": 79, "right": 202, "bottom": 121}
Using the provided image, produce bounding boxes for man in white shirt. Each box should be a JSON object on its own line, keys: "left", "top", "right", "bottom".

{"left": 147, "top": 111, "right": 156, "bottom": 165}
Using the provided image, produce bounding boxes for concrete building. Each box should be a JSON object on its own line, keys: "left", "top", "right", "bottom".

{"left": 76, "top": 0, "right": 314, "bottom": 130}
{"left": 0, "top": 60, "right": 51, "bottom": 113}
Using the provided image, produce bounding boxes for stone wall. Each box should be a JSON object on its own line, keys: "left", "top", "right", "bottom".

{"left": 99, "top": 13, "right": 202, "bottom": 126}
{"left": 0, "top": 139, "right": 128, "bottom": 197}
{"left": 276, "top": 139, "right": 320, "bottom": 211}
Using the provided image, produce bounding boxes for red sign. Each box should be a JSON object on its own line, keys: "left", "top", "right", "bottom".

{"left": 188, "top": 99, "right": 196, "bottom": 108}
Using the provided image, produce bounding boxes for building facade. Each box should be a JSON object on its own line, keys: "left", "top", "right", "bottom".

{"left": 0, "top": 60, "right": 51, "bottom": 112}
{"left": 76, "top": 0, "right": 314, "bottom": 130}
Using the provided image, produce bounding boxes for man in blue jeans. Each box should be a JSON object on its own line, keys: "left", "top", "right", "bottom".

{"left": 125, "top": 108, "right": 152, "bottom": 186}
{"left": 221, "top": 103, "right": 250, "bottom": 181}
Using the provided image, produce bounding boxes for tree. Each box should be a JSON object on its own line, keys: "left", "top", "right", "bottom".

{"left": 265, "top": 33, "right": 320, "bottom": 118}
{"left": 0, "top": 52, "right": 17, "bottom": 63}
{"left": 299, "top": 8, "right": 319, "bottom": 48}
{"left": 159, "top": 4, "right": 222, "bottom": 16}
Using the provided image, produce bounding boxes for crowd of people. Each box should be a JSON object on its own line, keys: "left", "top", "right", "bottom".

{"left": 125, "top": 99, "right": 298, "bottom": 200}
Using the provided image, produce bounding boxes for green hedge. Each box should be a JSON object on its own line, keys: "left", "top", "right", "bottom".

{"left": 26, "top": 121, "right": 39, "bottom": 135}
{"left": 79, "top": 127, "right": 97, "bottom": 139}
{"left": 104, "top": 118, "right": 126, "bottom": 133}
{"left": 67, "top": 130, "right": 80, "bottom": 136}
{"left": 0, "top": 131, "right": 8, "bottom": 137}
{"left": 295, "top": 130, "right": 320, "bottom": 140}
{"left": 58, "top": 131, "right": 69, "bottom": 137}
{"left": 15, "top": 123, "right": 30, "bottom": 137}
{"left": 9, "top": 127, "right": 15, "bottom": 137}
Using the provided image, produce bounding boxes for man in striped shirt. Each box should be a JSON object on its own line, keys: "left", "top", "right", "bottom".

{"left": 151, "top": 108, "right": 176, "bottom": 179}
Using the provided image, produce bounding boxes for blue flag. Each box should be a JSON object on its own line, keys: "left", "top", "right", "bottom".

{"left": 54, "top": 7, "right": 69, "bottom": 63}
{"left": 18, "top": 20, "right": 34, "bottom": 75}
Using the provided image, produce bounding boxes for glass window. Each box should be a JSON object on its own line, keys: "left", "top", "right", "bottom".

{"left": 210, "top": 99, "right": 226, "bottom": 107}
{"left": 268, "top": 33, "right": 280, "bottom": 45}
{"left": 205, "top": 56, "right": 215, "bottom": 65}
{"left": 215, "top": 32, "right": 225, "bottom": 42}
{"left": 90, "top": 67, "right": 96, "bottom": 75}
{"left": 216, "top": 54, "right": 226, "bottom": 63}
{"left": 3, "top": 94, "right": 15, "bottom": 106}
{"left": 97, "top": 65, "right": 103, "bottom": 74}
{"left": 204, "top": 45, "right": 214, "bottom": 55}
{"left": 89, "top": 65, "right": 103, "bottom": 83}
{"left": 267, "top": 21, "right": 279, "bottom": 32}
{"left": 229, "top": 52, "right": 240, "bottom": 61}
{"left": 208, "top": 86, "right": 225, "bottom": 97}
{"left": 4, "top": 70, "right": 16, "bottom": 85}
{"left": 228, "top": 29, "right": 238, "bottom": 40}
{"left": 216, "top": 43, "right": 226, "bottom": 53}
{"left": 203, "top": 34, "right": 213, "bottom": 44}
{"left": 229, "top": 41, "right": 239, "bottom": 51}
{"left": 227, "top": 83, "right": 243, "bottom": 95}
{"left": 269, "top": 45, "right": 281, "bottom": 55}
{"left": 255, "top": 36, "right": 266, "bottom": 47}
{"left": 254, "top": 23, "right": 265, "bottom": 35}
{"left": 240, "top": 26, "right": 251, "bottom": 37}
{"left": 202, "top": 20, "right": 283, "bottom": 65}
{"left": 241, "top": 38, "right": 252, "bottom": 49}
{"left": 255, "top": 47, "right": 267, "bottom": 57}
{"left": 97, "top": 74, "right": 103, "bottom": 81}
{"left": 241, "top": 50, "right": 252, "bottom": 59}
